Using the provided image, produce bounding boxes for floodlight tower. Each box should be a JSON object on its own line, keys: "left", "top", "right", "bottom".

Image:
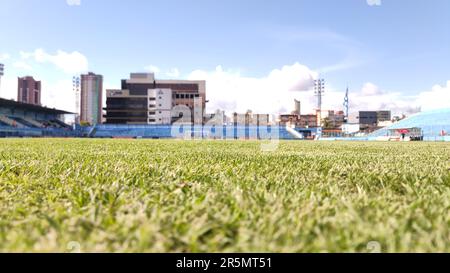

{"left": 0, "top": 63, "right": 4, "bottom": 95}
{"left": 73, "top": 76, "right": 81, "bottom": 123}
{"left": 314, "top": 78, "right": 325, "bottom": 125}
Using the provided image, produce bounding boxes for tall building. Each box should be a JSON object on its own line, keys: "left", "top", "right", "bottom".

{"left": 359, "top": 111, "right": 378, "bottom": 130}
{"left": 104, "top": 73, "right": 206, "bottom": 125}
{"left": 322, "top": 110, "right": 346, "bottom": 129}
{"left": 17, "top": 76, "right": 41, "bottom": 105}
{"left": 80, "top": 72, "right": 103, "bottom": 125}
{"left": 359, "top": 110, "right": 392, "bottom": 131}
{"left": 377, "top": 110, "right": 392, "bottom": 122}
{"left": 293, "top": 99, "right": 301, "bottom": 116}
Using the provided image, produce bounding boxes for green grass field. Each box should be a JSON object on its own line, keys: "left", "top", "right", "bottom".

{"left": 0, "top": 139, "right": 449, "bottom": 253}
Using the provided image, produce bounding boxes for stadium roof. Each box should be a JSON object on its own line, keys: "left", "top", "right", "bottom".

{"left": 0, "top": 98, "right": 73, "bottom": 115}
{"left": 370, "top": 108, "right": 450, "bottom": 137}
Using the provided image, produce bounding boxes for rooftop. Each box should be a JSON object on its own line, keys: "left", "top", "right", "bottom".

{"left": 0, "top": 98, "right": 73, "bottom": 115}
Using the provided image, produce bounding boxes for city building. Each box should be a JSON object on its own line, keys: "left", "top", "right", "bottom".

{"left": 104, "top": 73, "right": 206, "bottom": 125}
{"left": 279, "top": 114, "right": 300, "bottom": 126}
{"left": 255, "top": 114, "right": 270, "bottom": 126}
{"left": 17, "top": 76, "right": 41, "bottom": 105}
{"left": 298, "top": 114, "right": 319, "bottom": 128}
{"left": 359, "top": 110, "right": 392, "bottom": 132}
{"left": 232, "top": 111, "right": 252, "bottom": 126}
{"left": 148, "top": 88, "right": 172, "bottom": 125}
{"left": 377, "top": 110, "right": 392, "bottom": 122}
{"left": 279, "top": 100, "right": 319, "bottom": 128}
{"left": 232, "top": 111, "right": 270, "bottom": 126}
{"left": 322, "top": 110, "right": 346, "bottom": 129}
{"left": 80, "top": 72, "right": 103, "bottom": 125}
{"left": 358, "top": 111, "right": 378, "bottom": 131}
{"left": 204, "top": 110, "right": 227, "bottom": 125}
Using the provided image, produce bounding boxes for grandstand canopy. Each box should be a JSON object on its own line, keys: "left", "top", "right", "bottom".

{"left": 370, "top": 108, "right": 450, "bottom": 138}
{"left": 0, "top": 98, "right": 73, "bottom": 115}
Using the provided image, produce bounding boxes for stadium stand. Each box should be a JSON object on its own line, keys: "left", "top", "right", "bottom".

{"left": 80, "top": 124, "right": 320, "bottom": 140}
{"left": 3, "top": 95, "right": 446, "bottom": 141}
{"left": 0, "top": 98, "right": 75, "bottom": 137}
{"left": 369, "top": 108, "right": 450, "bottom": 141}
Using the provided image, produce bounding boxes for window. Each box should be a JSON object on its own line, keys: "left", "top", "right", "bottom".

{"left": 149, "top": 112, "right": 156, "bottom": 115}
{"left": 190, "top": 94, "right": 194, "bottom": 99}
{"left": 149, "top": 98, "right": 156, "bottom": 101}
{"left": 176, "top": 94, "right": 180, "bottom": 99}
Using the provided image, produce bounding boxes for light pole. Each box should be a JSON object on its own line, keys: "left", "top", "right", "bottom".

{"left": 0, "top": 63, "right": 4, "bottom": 96}
{"left": 73, "top": 76, "right": 80, "bottom": 123}
{"left": 314, "top": 79, "right": 325, "bottom": 126}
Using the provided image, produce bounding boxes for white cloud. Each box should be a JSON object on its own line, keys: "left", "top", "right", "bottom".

{"left": 187, "top": 63, "right": 317, "bottom": 115}
{"left": 0, "top": 75, "right": 75, "bottom": 112}
{"left": 361, "top": 82, "right": 383, "bottom": 96}
{"left": 20, "top": 49, "right": 88, "bottom": 74}
{"left": 166, "top": 68, "right": 180, "bottom": 78}
{"left": 416, "top": 81, "right": 450, "bottom": 112}
{"left": 0, "top": 53, "right": 10, "bottom": 62}
{"left": 0, "top": 76, "right": 17, "bottom": 101}
{"left": 145, "top": 66, "right": 181, "bottom": 78}
{"left": 13, "top": 61, "right": 33, "bottom": 71}
{"left": 186, "top": 63, "right": 449, "bottom": 117}
{"left": 367, "top": 0, "right": 382, "bottom": 6}
{"left": 322, "top": 82, "right": 449, "bottom": 116}
{"left": 338, "top": 84, "right": 420, "bottom": 116}
{"left": 144, "top": 65, "right": 161, "bottom": 74}
{"left": 43, "top": 79, "right": 77, "bottom": 112}
{"left": 66, "top": 0, "right": 81, "bottom": 6}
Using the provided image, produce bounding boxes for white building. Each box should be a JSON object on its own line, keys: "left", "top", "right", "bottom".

{"left": 105, "top": 73, "right": 206, "bottom": 125}
{"left": 148, "top": 88, "right": 172, "bottom": 125}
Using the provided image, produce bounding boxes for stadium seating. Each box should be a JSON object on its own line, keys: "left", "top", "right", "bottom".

{"left": 370, "top": 108, "right": 450, "bottom": 141}
{"left": 83, "top": 124, "right": 308, "bottom": 140}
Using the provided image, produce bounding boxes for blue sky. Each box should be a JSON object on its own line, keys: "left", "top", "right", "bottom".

{"left": 0, "top": 0, "right": 449, "bottom": 114}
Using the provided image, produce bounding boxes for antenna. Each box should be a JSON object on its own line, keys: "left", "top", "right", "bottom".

{"left": 73, "top": 76, "right": 80, "bottom": 123}
{"left": 343, "top": 85, "right": 349, "bottom": 122}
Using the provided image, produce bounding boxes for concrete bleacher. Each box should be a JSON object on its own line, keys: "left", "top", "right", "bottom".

{"left": 8, "top": 116, "right": 40, "bottom": 128}
{"left": 23, "top": 117, "right": 45, "bottom": 128}
{"left": 0, "top": 115, "right": 26, "bottom": 128}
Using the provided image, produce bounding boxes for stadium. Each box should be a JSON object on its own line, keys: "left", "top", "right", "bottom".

{"left": 1, "top": 0, "right": 450, "bottom": 259}
{"left": 0, "top": 98, "right": 74, "bottom": 138}
{"left": 1, "top": 96, "right": 448, "bottom": 142}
